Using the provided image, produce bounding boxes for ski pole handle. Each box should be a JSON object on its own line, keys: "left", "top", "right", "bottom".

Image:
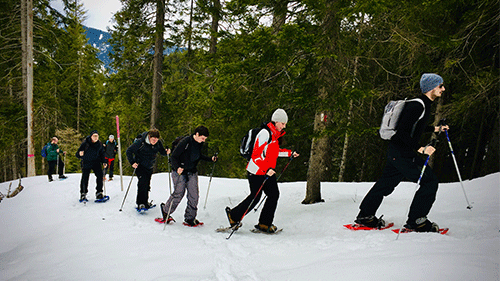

{"left": 437, "top": 119, "right": 447, "bottom": 135}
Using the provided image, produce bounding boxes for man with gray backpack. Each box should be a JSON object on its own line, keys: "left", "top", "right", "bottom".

{"left": 354, "top": 73, "right": 449, "bottom": 232}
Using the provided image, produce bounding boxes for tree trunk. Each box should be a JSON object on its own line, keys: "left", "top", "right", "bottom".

{"left": 77, "top": 57, "right": 81, "bottom": 133}
{"left": 150, "top": 0, "right": 165, "bottom": 129}
{"left": 302, "top": 89, "right": 328, "bottom": 204}
{"left": 12, "top": 148, "right": 18, "bottom": 181}
{"left": 271, "top": 1, "right": 288, "bottom": 34}
{"left": 469, "top": 110, "right": 485, "bottom": 179}
{"left": 209, "top": 0, "right": 220, "bottom": 54}
{"left": 338, "top": 99, "right": 353, "bottom": 181}
{"left": 359, "top": 97, "right": 374, "bottom": 181}
{"left": 187, "top": 0, "right": 194, "bottom": 56}
{"left": 303, "top": 1, "right": 339, "bottom": 204}
{"left": 21, "top": 0, "right": 27, "bottom": 108}
{"left": 23, "top": 0, "right": 35, "bottom": 177}
{"left": 3, "top": 154, "right": 7, "bottom": 182}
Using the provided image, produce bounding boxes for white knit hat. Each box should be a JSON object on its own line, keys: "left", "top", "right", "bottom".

{"left": 271, "top": 108, "right": 288, "bottom": 123}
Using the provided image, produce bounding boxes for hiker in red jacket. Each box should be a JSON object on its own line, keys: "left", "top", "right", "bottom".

{"left": 226, "top": 109, "right": 299, "bottom": 233}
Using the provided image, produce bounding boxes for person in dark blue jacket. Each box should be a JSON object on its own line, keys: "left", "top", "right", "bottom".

{"left": 126, "top": 129, "right": 170, "bottom": 210}
{"left": 76, "top": 130, "right": 107, "bottom": 202}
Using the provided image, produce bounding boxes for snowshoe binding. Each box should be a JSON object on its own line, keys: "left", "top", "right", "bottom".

{"left": 155, "top": 203, "right": 175, "bottom": 224}
{"left": 183, "top": 218, "right": 204, "bottom": 227}
{"left": 95, "top": 192, "right": 110, "bottom": 203}
{"left": 251, "top": 224, "right": 282, "bottom": 234}
{"left": 345, "top": 215, "right": 394, "bottom": 231}
{"left": 393, "top": 217, "right": 445, "bottom": 234}
{"left": 136, "top": 201, "right": 156, "bottom": 213}
{"left": 79, "top": 193, "right": 88, "bottom": 203}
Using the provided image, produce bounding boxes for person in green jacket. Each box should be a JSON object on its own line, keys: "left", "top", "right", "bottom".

{"left": 47, "top": 137, "right": 67, "bottom": 182}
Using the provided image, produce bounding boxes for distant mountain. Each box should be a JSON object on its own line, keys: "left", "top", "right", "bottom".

{"left": 83, "top": 26, "right": 113, "bottom": 72}
{"left": 84, "top": 26, "right": 183, "bottom": 73}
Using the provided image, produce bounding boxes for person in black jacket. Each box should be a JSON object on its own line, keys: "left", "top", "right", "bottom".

{"left": 354, "top": 73, "right": 449, "bottom": 232}
{"left": 76, "top": 130, "right": 107, "bottom": 202}
{"left": 103, "top": 135, "right": 118, "bottom": 181}
{"left": 126, "top": 129, "right": 170, "bottom": 210}
{"left": 161, "top": 126, "right": 217, "bottom": 227}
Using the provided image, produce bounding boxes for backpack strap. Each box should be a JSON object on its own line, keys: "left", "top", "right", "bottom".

{"left": 408, "top": 98, "right": 426, "bottom": 138}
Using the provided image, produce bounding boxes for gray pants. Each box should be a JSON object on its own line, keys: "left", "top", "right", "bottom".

{"left": 163, "top": 171, "right": 199, "bottom": 221}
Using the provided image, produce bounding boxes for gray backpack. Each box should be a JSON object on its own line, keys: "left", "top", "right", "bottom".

{"left": 379, "top": 98, "right": 425, "bottom": 140}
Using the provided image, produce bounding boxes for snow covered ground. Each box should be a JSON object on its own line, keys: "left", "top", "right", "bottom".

{"left": 0, "top": 172, "right": 498, "bottom": 280}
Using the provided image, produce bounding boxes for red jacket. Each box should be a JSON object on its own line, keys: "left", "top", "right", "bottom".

{"left": 246, "top": 122, "right": 292, "bottom": 175}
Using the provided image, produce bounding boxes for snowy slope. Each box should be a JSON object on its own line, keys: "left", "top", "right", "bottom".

{"left": 0, "top": 172, "right": 498, "bottom": 280}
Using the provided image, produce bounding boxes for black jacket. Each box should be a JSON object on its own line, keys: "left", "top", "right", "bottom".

{"left": 126, "top": 134, "right": 168, "bottom": 170}
{"left": 76, "top": 137, "right": 107, "bottom": 169}
{"left": 170, "top": 135, "right": 212, "bottom": 173}
{"left": 391, "top": 95, "right": 434, "bottom": 157}
{"left": 104, "top": 140, "right": 118, "bottom": 159}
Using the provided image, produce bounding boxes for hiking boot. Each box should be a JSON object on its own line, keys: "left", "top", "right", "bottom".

{"left": 225, "top": 207, "right": 239, "bottom": 227}
{"left": 48, "top": 177, "right": 53, "bottom": 182}
{"left": 161, "top": 203, "right": 168, "bottom": 220}
{"left": 138, "top": 204, "right": 146, "bottom": 210}
{"left": 255, "top": 223, "right": 278, "bottom": 233}
{"left": 96, "top": 192, "right": 104, "bottom": 200}
{"left": 80, "top": 193, "right": 87, "bottom": 201}
{"left": 59, "top": 175, "right": 67, "bottom": 179}
{"left": 184, "top": 218, "right": 202, "bottom": 227}
{"left": 159, "top": 204, "right": 175, "bottom": 223}
{"left": 355, "top": 215, "right": 386, "bottom": 228}
{"left": 146, "top": 201, "right": 156, "bottom": 209}
{"left": 405, "top": 217, "right": 439, "bottom": 232}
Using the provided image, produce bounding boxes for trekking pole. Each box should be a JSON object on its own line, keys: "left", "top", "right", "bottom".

{"left": 119, "top": 168, "right": 136, "bottom": 211}
{"left": 396, "top": 139, "right": 436, "bottom": 240}
{"left": 227, "top": 176, "right": 269, "bottom": 240}
{"left": 254, "top": 155, "right": 295, "bottom": 212}
{"left": 203, "top": 152, "right": 218, "bottom": 209}
{"left": 63, "top": 154, "right": 66, "bottom": 175}
{"left": 102, "top": 165, "right": 107, "bottom": 195}
{"left": 167, "top": 154, "right": 172, "bottom": 194}
{"left": 437, "top": 119, "right": 472, "bottom": 210}
{"left": 444, "top": 129, "right": 473, "bottom": 210}
{"left": 56, "top": 154, "right": 59, "bottom": 179}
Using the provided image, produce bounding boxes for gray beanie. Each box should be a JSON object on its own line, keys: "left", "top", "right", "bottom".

{"left": 271, "top": 108, "right": 288, "bottom": 123}
{"left": 420, "top": 73, "right": 443, "bottom": 93}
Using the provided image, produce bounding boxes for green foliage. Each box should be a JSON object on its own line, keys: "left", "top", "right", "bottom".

{"left": 1, "top": 0, "right": 497, "bottom": 183}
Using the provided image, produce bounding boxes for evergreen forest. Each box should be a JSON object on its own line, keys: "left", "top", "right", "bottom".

{"left": 1, "top": 0, "right": 498, "bottom": 201}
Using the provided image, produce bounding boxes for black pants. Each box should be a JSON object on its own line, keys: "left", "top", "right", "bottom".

{"left": 136, "top": 166, "right": 153, "bottom": 206}
{"left": 47, "top": 158, "right": 64, "bottom": 180}
{"left": 231, "top": 174, "right": 279, "bottom": 226}
{"left": 358, "top": 146, "right": 439, "bottom": 224}
{"left": 80, "top": 162, "right": 104, "bottom": 195}
{"left": 104, "top": 158, "right": 115, "bottom": 179}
